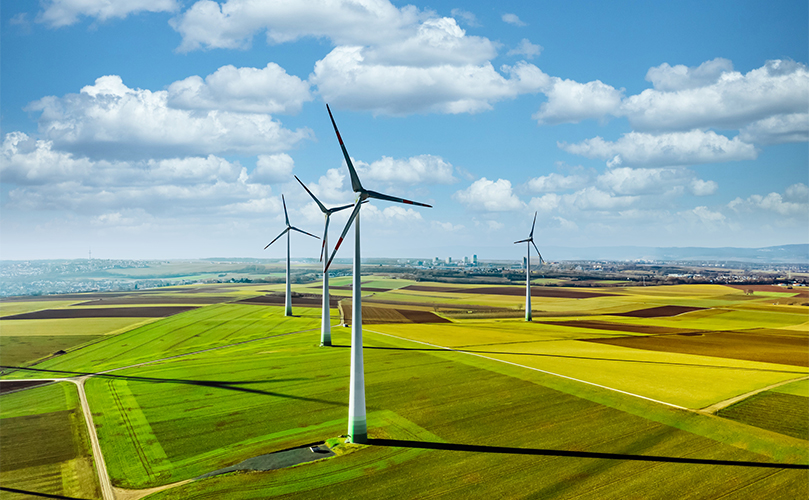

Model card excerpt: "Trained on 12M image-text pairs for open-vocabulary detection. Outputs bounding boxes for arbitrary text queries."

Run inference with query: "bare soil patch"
[238,293,339,308]
[585,331,809,367]
[0,306,198,320]
[329,286,390,292]
[539,320,696,335]
[69,296,234,306]
[0,380,53,394]
[613,305,705,318]
[339,303,450,325]
[401,285,613,299]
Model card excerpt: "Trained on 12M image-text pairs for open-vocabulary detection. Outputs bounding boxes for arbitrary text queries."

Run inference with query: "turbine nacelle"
[323,104,432,272]
[514,211,543,264]
[264,194,319,250]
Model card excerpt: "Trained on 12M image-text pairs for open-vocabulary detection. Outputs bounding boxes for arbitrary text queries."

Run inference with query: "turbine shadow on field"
[367,439,809,469]
[0,366,346,406]
[331,345,806,375]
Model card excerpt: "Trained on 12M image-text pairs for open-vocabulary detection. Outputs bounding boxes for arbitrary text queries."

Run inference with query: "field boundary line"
[699,374,809,414]
[366,328,688,411]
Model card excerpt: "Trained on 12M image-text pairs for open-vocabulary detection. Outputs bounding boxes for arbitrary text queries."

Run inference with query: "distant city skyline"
[1,0,807,261]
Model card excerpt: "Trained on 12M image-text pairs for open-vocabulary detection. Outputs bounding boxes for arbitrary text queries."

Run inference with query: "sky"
[1,0,807,261]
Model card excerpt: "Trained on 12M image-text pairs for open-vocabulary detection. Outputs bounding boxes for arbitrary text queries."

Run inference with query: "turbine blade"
[514,238,530,244]
[326,104,364,193]
[366,189,432,208]
[282,194,290,226]
[320,216,330,261]
[295,175,328,214]
[264,227,290,249]
[324,200,362,272]
[290,226,320,239]
[529,211,537,238]
[327,202,354,214]
[532,241,542,262]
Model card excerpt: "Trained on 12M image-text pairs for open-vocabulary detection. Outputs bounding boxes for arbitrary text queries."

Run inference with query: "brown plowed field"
[0,306,198,320]
[70,296,234,306]
[339,304,450,325]
[328,286,390,292]
[539,320,697,335]
[613,305,705,318]
[585,331,809,367]
[401,285,613,299]
[0,380,53,394]
[238,294,340,308]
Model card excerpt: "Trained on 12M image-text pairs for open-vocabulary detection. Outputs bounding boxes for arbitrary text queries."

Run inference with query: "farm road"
[2,325,321,500]
[7,376,114,500]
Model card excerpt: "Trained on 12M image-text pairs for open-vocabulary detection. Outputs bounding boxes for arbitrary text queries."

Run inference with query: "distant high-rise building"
[523,256,528,268]
[446,257,452,264]
[463,256,469,265]
[472,254,478,266]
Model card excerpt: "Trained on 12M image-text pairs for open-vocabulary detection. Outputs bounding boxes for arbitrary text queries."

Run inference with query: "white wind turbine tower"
[323,104,432,443]
[514,212,543,322]
[294,175,354,346]
[264,194,319,317]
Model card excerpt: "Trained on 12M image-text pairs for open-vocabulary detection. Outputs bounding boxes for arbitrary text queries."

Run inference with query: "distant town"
[1,254,806,298]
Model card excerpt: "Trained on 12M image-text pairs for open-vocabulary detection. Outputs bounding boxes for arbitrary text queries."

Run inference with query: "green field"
[0,382,101,499]
[1,281,807,498]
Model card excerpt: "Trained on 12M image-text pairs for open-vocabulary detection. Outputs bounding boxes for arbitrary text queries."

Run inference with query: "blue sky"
[1,0,807,261]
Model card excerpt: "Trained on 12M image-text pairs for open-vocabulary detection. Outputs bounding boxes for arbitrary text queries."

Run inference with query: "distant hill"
[540,244,809,264]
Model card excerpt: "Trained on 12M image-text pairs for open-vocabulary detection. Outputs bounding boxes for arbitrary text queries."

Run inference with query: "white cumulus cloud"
[728,184,809,217]
[38,0,178,27]
[527,172,589,193]
[167,63,312,114]
[533,78,623,124]
[560,130,757,167]
[621,59,809,132]
[312,48,548,115]
[739,113,809,145]
[453,177,525,211]
[251,154,295,184]
[27,75,312,160]
[170,0,422,52]
[645,58,734,91]
[355,155,457,185]
[502,13,526,26]
[507,39,542,59]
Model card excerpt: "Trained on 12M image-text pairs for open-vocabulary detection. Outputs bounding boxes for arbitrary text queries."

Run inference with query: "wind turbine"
[514,212,543,321]
[294,175,353,346]
[323,104,432,444]
[264,194,319,317]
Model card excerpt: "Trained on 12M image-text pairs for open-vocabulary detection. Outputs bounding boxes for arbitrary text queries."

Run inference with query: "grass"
[0,382,101,499]
[0,300,84,317]
[0,317,159,336]
[134,325,808,499]
[773,379,809,397]
[718,391,809,441]
[366,321,807,409]
[0,335,101,367]
[2,281,807,498]
[4,304,325,378]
